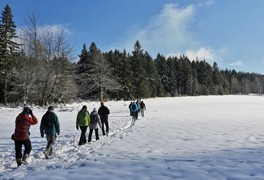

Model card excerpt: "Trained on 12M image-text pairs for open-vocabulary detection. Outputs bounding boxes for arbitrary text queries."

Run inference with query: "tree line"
[0,4,264,106]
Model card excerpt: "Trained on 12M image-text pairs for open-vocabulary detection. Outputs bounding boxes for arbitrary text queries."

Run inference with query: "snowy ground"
[1,95,264,179]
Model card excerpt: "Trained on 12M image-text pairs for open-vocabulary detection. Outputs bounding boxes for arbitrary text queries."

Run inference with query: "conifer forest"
[1,4,264,106]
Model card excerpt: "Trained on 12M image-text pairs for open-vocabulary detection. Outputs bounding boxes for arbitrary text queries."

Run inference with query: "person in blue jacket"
[129,100,140,120]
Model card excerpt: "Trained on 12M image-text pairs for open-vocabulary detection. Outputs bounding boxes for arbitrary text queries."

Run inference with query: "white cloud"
[114,2,219,64]
[185,48,215,61]
[15,24,71,44]
[38,24,71,35]
[198,0,215,7]
[228,61,242,66]
[119,3,199,57]
[261,56,264,64]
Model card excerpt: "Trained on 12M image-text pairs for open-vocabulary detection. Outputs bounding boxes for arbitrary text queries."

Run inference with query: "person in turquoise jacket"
[76,105,90,145]
[40,106,60,159]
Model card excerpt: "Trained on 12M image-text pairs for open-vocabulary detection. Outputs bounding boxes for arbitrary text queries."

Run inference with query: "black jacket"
[98,106,110,122]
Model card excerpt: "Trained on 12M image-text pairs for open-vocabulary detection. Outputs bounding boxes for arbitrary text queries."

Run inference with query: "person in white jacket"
[88,108,102,143]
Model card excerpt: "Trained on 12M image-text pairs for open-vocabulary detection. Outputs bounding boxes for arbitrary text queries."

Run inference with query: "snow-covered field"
[1,95,264,180]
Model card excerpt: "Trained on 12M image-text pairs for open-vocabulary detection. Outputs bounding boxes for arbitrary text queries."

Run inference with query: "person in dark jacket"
[88,108,102,142]
[40,106,60,159]
[140,100,146,117]
[98,101,110,136]
[13,107,38,166]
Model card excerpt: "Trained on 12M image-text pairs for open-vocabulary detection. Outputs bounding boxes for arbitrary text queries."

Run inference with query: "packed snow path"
[1,101,142,178]
[1,96,264,179]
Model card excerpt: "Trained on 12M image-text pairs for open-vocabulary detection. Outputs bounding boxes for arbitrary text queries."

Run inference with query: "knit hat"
[48,106,54,111]
[82,105,87,110]
[23,107,31,114]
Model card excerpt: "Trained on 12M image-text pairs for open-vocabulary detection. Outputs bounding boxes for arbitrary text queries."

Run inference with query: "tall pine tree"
[0,4,18,105]
[154,53,167,96]
[76,43,90,98]
[130,41,147,99]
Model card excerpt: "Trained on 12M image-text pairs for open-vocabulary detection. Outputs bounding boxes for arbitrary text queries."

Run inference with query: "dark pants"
[78,126,88,145]
[88,128,99,142]
[15,139,32,160]
[101,120,109,135]
[131,112,138,120]
[44,135,56,156]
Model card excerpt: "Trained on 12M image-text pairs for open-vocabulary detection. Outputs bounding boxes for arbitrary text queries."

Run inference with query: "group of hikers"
[11,105,60,166]
[76,101,110,146]
[129,99,146,121]
[11,99,146,167]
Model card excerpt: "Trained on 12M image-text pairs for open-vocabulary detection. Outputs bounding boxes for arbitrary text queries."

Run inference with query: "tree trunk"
[100,85,103,101]
[4,74,7,106]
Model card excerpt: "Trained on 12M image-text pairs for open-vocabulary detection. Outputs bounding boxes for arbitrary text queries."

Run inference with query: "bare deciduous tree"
[87,54,122,101]
[12,13,76,106]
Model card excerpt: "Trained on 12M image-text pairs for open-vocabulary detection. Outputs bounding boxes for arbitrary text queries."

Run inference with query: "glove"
[41,132,44,138]
[57,132,60,136]
[76,125,79,130]
[29,109,33,116]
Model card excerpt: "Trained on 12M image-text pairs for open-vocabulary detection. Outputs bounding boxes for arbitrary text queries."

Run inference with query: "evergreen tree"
[190,63,199,95]
[130,41,147,99]
[212,62,224,94]
[180,55,193,95]
[154,53,167,96]
[76,44,89,98]
[78,43,89,64]
[85,42,101,99]
[0,4,18,105]
[196,60,213,95]
[175,57,184,94]
[166,56,177,96]
[77,42,121,100]
[143,52,159,97]
[76,42,101,99]
[119,50,132,99]
[106,49,131,100]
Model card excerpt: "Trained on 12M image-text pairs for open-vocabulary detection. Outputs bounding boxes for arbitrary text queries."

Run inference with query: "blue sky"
[1,0,264,74]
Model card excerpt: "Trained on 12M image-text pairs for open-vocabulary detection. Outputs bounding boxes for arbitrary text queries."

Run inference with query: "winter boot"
[49,147,53,156]
[22,154,29,164]
[43,151,49,159]
[16,158,22,166]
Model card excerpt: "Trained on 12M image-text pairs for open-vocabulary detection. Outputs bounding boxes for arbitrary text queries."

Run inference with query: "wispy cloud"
[16,24,71,43]
[37,24,71,35]
[198,0,215,7]
[117,3,216,62]
[228,61,243,66]
[261,56,264,64]
[119,4,199,56]
[185,48,215,61]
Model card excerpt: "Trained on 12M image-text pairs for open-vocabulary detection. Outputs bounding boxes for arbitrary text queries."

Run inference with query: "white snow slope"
[1,95,264,180]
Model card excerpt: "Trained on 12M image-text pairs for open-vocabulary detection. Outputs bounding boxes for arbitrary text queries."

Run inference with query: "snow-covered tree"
[0,5,19,105]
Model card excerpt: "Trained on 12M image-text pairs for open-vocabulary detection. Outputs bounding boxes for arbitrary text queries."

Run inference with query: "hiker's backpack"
[43,112,54,127]
[131,102,137,112]
[90,114,97,124]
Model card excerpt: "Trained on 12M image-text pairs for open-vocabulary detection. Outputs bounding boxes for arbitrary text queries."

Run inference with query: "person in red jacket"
[12,107,38,166]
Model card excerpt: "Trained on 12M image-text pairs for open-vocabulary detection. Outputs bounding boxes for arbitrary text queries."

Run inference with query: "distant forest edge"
[0,5,263,106]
